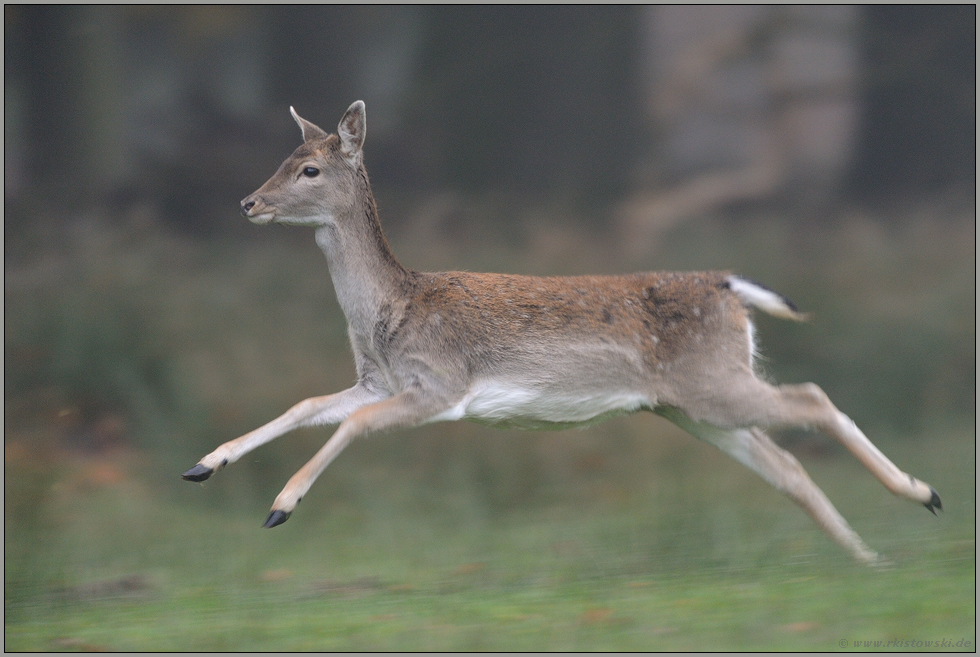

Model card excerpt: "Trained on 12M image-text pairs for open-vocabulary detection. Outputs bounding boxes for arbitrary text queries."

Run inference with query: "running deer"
[183,101,940,565]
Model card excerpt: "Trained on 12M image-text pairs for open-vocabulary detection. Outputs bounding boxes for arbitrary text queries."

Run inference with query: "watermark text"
[839,638,972,649]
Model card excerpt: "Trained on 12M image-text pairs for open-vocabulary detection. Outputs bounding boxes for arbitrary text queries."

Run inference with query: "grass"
[4,422,975,651]
[5,564,974,651]
[4,197,975,650]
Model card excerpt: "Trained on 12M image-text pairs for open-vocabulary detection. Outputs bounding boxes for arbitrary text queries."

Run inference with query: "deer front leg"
[263,387,452,527]
[181,384,386,482]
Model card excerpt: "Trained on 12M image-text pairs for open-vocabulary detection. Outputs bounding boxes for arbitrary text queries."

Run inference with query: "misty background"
[3,7,976,649]
[6,7,974,219]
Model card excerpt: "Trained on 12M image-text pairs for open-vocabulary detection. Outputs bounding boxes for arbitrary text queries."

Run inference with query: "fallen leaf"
[260,569,291,583]
[51,637,108,652]
[781,621,819,633]
[453,562,485,576]
[580,608,612,625]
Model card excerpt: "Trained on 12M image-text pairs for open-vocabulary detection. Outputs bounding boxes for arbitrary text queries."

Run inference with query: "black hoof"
[923,488,942,516]
[182,464,214,482]
[263,510,291,528]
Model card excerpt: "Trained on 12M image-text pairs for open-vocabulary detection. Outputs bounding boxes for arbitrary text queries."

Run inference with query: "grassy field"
[4,419,974,651]
[4,201,975,650]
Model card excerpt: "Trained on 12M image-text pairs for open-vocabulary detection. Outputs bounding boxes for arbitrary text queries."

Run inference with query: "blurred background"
[4,6,975,650]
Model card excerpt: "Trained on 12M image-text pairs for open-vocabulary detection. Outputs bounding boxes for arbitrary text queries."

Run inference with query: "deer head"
[240,101,367,227]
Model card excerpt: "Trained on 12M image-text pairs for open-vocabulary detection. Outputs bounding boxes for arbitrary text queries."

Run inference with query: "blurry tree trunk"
[10,6,126,204]
[849,5,976,200]
[72,6,127,196]
[406,6,646,207]
[623,7,859,249]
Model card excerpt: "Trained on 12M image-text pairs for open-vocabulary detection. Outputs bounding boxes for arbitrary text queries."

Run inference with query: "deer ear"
[290,106,328,142]
[338,100,366,157]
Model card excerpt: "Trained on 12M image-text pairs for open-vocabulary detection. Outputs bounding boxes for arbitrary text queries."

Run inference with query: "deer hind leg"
[763,383,940,512]
[263,387,453,528]
[658,408,880,565]
[674,377,940,512]
[182,384,386,482]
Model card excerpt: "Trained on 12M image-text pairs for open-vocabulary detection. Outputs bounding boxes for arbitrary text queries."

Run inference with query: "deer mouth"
[241,202,276,224]
[247,211,276,224]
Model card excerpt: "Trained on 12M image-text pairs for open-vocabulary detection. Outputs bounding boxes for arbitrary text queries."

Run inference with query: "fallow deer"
[183,101,940,565]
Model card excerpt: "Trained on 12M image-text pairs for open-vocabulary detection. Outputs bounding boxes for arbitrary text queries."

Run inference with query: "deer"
[182,100,940,566]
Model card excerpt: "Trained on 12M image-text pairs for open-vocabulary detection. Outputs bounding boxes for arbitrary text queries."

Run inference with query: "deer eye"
[301,166,320,178]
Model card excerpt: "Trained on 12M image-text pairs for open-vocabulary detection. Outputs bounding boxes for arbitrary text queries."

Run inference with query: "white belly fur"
[428,380,651,430]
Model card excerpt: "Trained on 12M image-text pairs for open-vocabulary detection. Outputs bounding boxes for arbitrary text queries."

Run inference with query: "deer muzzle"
[241,196,275,224]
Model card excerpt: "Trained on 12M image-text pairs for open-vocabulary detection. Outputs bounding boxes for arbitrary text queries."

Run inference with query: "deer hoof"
[923,488,942,516]
[263,510,291,528]
[182,464,214,482]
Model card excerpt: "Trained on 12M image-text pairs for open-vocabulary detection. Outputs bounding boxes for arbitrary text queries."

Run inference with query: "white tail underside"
[183,100,941,565]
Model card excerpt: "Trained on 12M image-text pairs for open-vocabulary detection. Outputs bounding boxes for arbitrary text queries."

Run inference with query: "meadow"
[4,197,975,650]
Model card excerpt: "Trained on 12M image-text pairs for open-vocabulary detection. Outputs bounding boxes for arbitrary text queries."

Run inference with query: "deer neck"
[313,171,409,337]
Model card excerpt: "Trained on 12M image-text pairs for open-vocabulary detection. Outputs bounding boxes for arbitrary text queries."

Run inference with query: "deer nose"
[241,199,256,216]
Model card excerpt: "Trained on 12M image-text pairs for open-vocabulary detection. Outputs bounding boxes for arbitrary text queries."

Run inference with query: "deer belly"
[428,381,650,430]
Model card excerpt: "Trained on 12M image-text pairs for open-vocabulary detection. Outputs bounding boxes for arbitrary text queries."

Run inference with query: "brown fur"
[186,101,940,565]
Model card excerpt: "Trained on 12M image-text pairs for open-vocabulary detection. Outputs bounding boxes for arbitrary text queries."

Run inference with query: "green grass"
[5,563,974,651]
[4,201,975,650]
[5,423,974,651]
